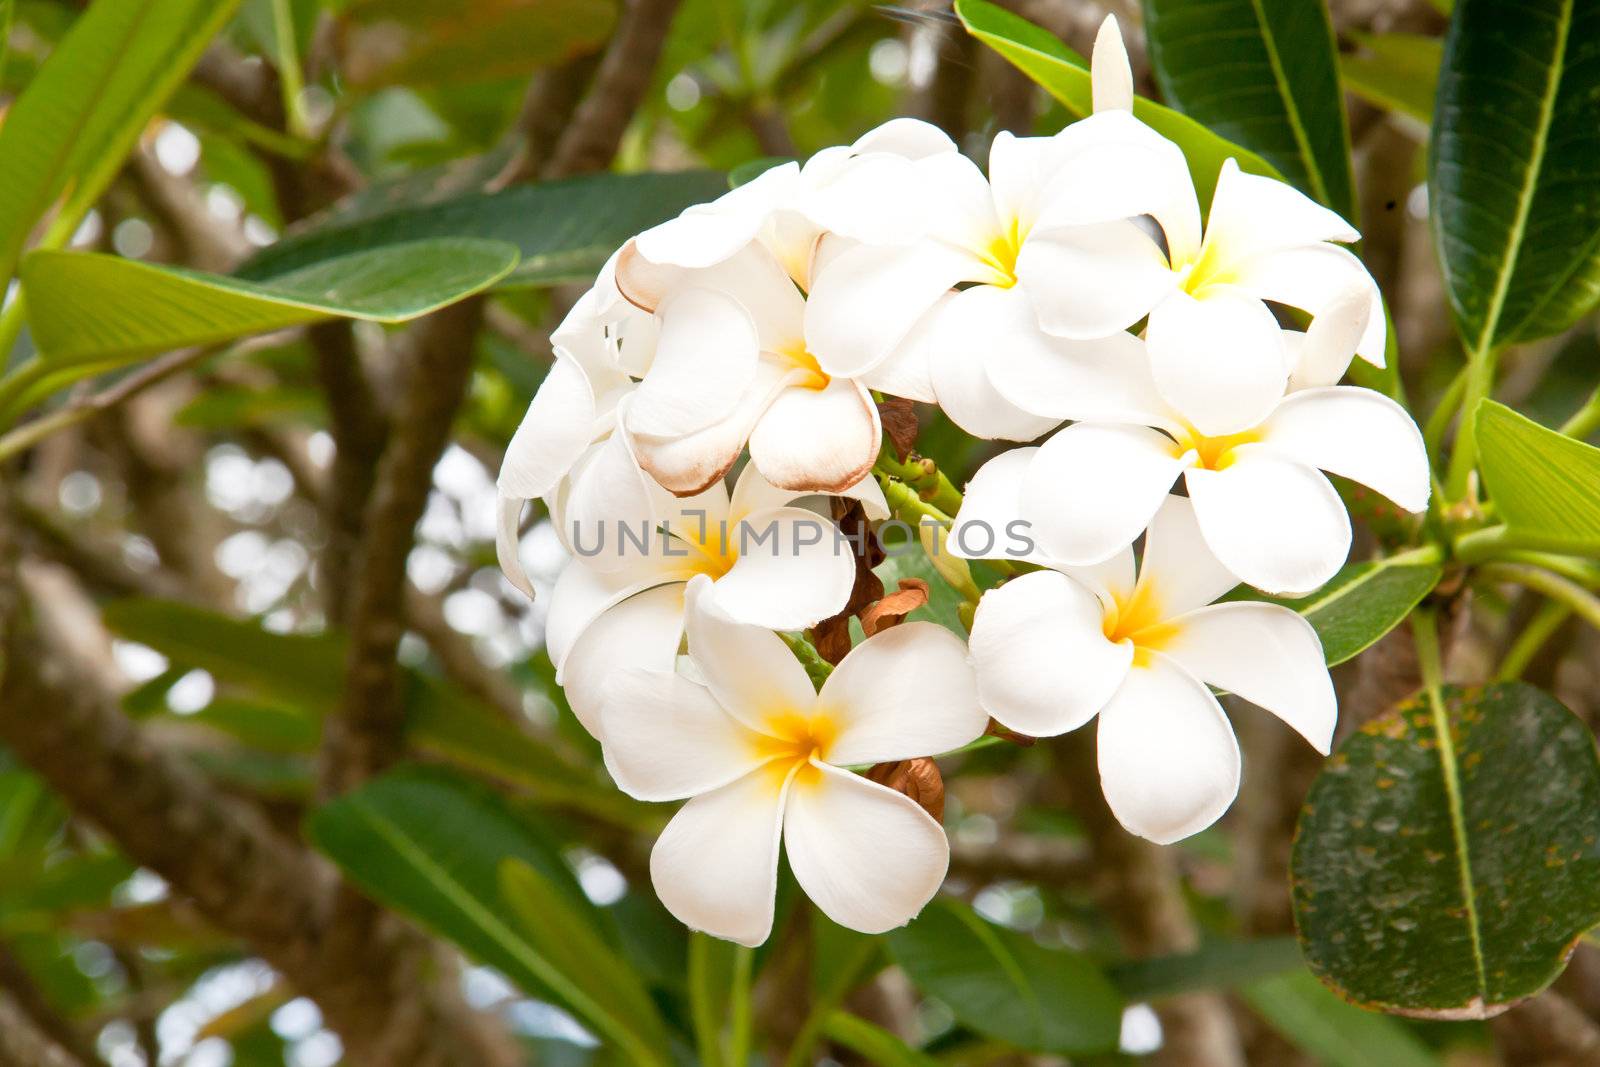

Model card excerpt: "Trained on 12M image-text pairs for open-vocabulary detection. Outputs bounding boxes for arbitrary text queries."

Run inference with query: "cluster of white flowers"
[497,17,1429,946]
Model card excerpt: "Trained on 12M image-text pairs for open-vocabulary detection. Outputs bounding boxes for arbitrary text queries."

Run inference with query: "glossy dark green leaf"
[0,0,243,283]
[1259,555,1443,665]
[499,859,674,1065]
[886,897,1123,1054]
[22,238,518,363]
[307,767,677,1059]
[1108,937,1302,1000]
[953,0,1282,210]
[239,170,728,287]
[1475,399,1600,554]
[1292,683,1600,1018]
[1142,0,1354,216]
[1242,970,1440,1067]
[1430,0,1600,348]
[1339,32,1443,125]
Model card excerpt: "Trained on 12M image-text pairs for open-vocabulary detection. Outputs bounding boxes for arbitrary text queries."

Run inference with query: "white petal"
[984,289,1169,423]
[749,378,881,492]
[1284,284,1373,390]
[861,319,937,403]
[783,763,949,934]
[556,424,670,572]
[1022,423,1187,565]
[1034,110,1203,264]
[913,152,1008,258]
[1097,653,1241,844]
[498,355,598,500]
[803,154,940,247]
[650,766,792,946]
[628,288,760,438]
[1159,603,1336,753]
[988,131,1060,234]
[600,669,767,800]
[496,494,535,599]
[561,583,686,736]
[726,460,888,524]
[683,574,820,729]
[1017,220,1175,339]
[1185,454,1351,595]
[948,446,1039,563]
[1259,387,1430,513]
[818,623,985,765]
[850,117,957,159]
[1203,159,1358,268]
[1091,15,1134,112]
[631,361,800,496]
[805,242,976,378]
[633,163,800,270]
[1232,244,1386,367]
[1145,286,1288,436]
[545,558,678,673]
[709,506,856,631]
[923,286,1063,441]
[969,570,1131,737]
[1134,493,1241,615]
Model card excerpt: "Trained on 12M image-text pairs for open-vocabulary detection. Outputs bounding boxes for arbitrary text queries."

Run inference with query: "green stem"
[1559,381,1600,441]
[726,944,754,1067]
[688,935,727,1067]
[1444,342,1500,501]
[874,445,963,516]
[780,631,833,687]
[271,0,310,139]
[1476,562,1600,632]
[781,936,879,1067]
[1451,523,1600,575]
[1422,364,1468,467]
[1495,600,1571,681]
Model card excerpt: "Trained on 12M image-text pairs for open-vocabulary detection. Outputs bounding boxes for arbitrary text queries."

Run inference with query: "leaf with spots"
[1292,682,1600,1018]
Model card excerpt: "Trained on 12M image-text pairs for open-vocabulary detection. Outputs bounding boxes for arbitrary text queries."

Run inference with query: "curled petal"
[1091,14,1134,112]
[819,623,986,766]
[948,446,1040,563]
[632,362,800,496]
[650,766,793,947]
[628,287,760,438]
[784,763,949,935]
[1160,603,1336,754]
[1286,284,1374,390]
[498,354,599,501]
[922,286,1063,441]
[709,506,857,631]
[1259,386,1430,513]
[1232,243,1386,367]
[749,379,881,493]
[1097,653,1241,844]
[561,583,686,737]
[1185,453,1351,596]
[969,570,1131,737]
[496,494,534,599]
[632,162,800,271]
[1202,158,1358,270]
[545,557,678,675]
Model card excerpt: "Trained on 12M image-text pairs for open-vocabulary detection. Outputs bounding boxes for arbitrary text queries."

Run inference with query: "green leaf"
[1242,970,1440,1067]
[1292,682,1600,1018]
[1339,33,1443,125]
[0,0,244,283]
[1430,0,1600,348]
[307,767,680,1063]
[1476,399,1600,554]
[1141,0,1354,217]
[886,897,1123,1054]
[499,859,673,1065]
[953,0,1283,209]
[1256,554,1443,666]
[238,170,729,288]
[1108,937,1302,1000]
[819,1013,939,1067]
[22,238,519,363]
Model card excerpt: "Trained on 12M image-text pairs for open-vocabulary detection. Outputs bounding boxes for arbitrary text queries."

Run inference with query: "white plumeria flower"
[949,291,1429,596]
[600,575,985,945]
[803,119,1148,441]
[496,253,654,596]
[609,121,961,497]
[1013,16,1386,437]
[966,496,1335,844]
[543,459,885,734]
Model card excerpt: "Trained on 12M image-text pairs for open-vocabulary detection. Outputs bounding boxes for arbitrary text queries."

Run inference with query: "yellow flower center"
[1175,232,1238,297]
[773,339,830,391]
[669,520,737,579]
[1168,423,1261,471]
[978,216,1028,288]
[753,708,840,790]
[1102,580,1182,667]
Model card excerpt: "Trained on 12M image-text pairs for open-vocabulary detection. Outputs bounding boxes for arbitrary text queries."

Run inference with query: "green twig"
[727,945,754,1067]
[271,0,310,139]
[1422,364,1468,466]
[1475,562,1600,632]
[1496,600,1571,681]
[688,935,727,1067]
[1559,381,1600,441]
[1444,343,1500,501]
[781,935,879,1067]
[874,445,963,516]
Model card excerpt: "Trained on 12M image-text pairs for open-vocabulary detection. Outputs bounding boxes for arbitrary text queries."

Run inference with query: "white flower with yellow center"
[950,291,1429,595]
[599,575,985,945]
[1012,17,1386,437]
[966,496,1335,844]
[543,458,884,735]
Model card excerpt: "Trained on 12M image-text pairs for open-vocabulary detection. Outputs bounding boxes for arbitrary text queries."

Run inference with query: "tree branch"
[0,991,88,1067]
